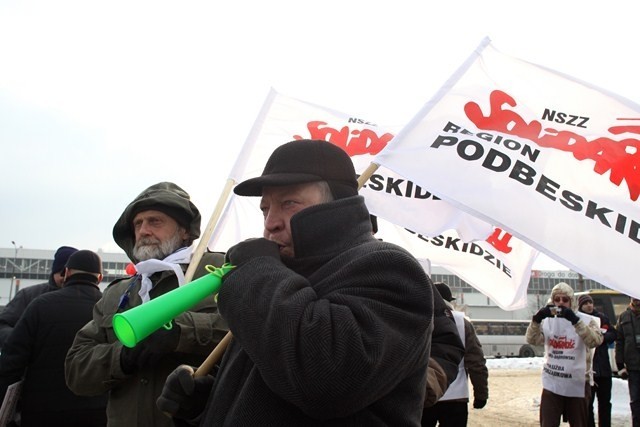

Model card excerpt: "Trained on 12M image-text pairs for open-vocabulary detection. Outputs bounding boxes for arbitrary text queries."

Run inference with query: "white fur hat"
[549,282,575,308]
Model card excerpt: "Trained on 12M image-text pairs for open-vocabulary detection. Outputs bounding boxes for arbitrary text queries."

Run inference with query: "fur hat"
[578,294,593,309]
[65,250,102,274]
[51,246,79,274]
[550,282,575,307]
[434,281,455,302]
[234,139,358,200]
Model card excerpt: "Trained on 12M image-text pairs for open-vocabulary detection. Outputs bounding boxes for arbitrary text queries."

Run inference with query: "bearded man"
[65,182,227,427]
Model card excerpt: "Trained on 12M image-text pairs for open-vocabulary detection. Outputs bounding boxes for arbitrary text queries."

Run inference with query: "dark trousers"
[421,400,469,427]
[540,383,590,427]
[629,370,640,427]
[588,376,612,427]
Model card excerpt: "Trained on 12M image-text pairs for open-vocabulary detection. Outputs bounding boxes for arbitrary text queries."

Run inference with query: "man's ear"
[180,227,190,243]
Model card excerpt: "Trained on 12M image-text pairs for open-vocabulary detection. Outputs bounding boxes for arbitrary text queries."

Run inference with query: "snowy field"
[487,357,630,424]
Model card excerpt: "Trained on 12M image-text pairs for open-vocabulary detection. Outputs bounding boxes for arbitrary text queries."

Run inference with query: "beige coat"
[526,315,603,383]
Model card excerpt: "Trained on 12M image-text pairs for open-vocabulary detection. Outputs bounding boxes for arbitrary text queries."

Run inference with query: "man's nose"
[264,210,283,233]
[138,221,153,236]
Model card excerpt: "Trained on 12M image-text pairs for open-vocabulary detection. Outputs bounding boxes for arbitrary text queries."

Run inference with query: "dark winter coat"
[201,196,433,426]
[0,278,58,349]
[423,292,465,406]
[0,274,107,423]
[615,307,640,371]
[65,182,227,427]
[587,309,616,378]
[65,252,226,427]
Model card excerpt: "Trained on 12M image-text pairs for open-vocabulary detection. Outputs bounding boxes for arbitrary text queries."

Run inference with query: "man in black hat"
[65,182,227,427]
[158,139,435,425]
[0,245,78,349]
[0,249,108,426]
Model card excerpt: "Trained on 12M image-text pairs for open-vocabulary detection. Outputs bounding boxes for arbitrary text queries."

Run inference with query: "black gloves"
[156,365,215,421]
[532,306,552,323]
[561,307,580,325]
[120,324,181,374]
[225,238,280,267]
[473,399,487,409]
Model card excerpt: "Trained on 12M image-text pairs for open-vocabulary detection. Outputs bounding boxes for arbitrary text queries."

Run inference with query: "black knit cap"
[65,250,103,275]
[578,294,593,308]
[434,281,456,302]
[234,139,359,200]
[51,246,79,274]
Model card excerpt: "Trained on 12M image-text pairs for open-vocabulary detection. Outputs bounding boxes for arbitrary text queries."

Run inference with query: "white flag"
[374,37,640,298]
[209,88,538,309]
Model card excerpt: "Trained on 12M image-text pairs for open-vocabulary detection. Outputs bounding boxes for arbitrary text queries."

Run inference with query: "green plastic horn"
[113,263,234,348]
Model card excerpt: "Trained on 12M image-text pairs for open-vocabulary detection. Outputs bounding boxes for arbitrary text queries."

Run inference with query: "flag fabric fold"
[208,87,538,309]
[374,37,640,299]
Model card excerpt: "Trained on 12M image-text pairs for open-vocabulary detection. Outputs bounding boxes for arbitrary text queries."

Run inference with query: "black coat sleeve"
[0,288,35,349]
[429,286,465,387]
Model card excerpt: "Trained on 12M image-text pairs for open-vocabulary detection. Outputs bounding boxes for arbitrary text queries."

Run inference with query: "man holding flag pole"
[65,182,227,426]
[158,139,449,425]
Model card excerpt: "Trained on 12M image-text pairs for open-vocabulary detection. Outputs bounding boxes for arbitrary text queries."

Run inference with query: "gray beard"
[133,232,184,261]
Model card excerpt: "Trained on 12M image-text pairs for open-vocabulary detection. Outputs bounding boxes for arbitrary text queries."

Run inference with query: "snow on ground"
[487,357,630,420]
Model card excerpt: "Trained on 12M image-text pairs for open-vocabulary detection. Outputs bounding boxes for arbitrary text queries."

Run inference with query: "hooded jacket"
[112,182,201,262]
[199,196,433,426]
[65,183,227,427]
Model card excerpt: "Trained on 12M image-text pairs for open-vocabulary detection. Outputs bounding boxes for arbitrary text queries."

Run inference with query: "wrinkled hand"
[120,324,181,374]
[473,399,487,409]
[561,307,580,325]
[618,368,629,380]
[157,365,214,420]
[532,306,552,323]
[225,238,280,266]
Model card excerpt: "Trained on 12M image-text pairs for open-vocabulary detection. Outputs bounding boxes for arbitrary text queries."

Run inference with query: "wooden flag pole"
[180,178,235,377]
[184,178,236,283]
[357,162,380,189]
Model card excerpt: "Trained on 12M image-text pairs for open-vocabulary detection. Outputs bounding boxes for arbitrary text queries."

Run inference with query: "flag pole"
[187,179,235,378]
[357,162,380,189]
[184,178,236,282]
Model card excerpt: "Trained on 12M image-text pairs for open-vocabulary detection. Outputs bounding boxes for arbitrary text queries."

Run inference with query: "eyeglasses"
[553,296,570,303]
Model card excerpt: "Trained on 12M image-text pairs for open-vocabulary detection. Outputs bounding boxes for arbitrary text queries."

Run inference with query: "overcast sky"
[1,1,638,271]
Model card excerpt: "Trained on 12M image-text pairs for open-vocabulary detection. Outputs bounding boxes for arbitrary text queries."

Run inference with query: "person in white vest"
[526,282,603,427]
[421,281,489,427]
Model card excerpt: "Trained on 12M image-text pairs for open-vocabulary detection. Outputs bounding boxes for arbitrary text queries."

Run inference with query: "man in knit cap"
[0,249,107,426]
[0,246,78,349]
[526,282,603,426]
[578,293,617,427]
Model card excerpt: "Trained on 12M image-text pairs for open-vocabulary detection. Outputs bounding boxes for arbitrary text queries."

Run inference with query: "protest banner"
[373,37,640,298]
